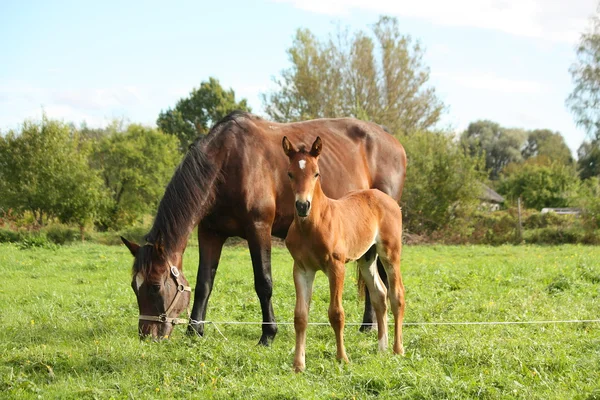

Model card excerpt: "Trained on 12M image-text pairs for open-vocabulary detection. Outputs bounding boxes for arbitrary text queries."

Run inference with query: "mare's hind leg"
[247,222,278,345]
[328,261,349,364]
[293,263,316,373]
[188,227,227,337]
[377,240,405,355]
[360,259,389,332]
[357,246,389,351]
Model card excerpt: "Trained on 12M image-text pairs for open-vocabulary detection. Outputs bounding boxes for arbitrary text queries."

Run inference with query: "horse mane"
[134,111,252,275]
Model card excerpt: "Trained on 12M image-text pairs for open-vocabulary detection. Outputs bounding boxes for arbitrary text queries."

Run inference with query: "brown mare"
[121,111,406,343]
[283,137,405,372]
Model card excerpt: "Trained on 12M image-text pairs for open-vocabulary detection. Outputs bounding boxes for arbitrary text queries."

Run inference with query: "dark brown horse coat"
[128,111,406,343]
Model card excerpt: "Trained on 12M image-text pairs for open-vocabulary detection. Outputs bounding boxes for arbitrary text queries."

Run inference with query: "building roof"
[480,184,505,203]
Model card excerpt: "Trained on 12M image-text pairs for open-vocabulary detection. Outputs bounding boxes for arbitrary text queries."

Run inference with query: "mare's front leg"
[247,221,278,345]
[293,263,316,372]
[188,227,227,337]
[328,262,349,364]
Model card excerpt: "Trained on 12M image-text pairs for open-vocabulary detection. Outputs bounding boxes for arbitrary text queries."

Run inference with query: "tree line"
[1,15,600,241]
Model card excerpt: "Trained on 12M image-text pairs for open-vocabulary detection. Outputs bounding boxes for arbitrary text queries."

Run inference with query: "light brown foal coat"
[283,136,405,372]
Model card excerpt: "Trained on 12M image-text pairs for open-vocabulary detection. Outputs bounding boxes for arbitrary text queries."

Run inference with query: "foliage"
[1,244,599,398]
[460,120,526,180]
[262,16,445,135]
[497,159,579,210]
[521,129,573,165]
[567,7,600,140]
[157,77,251,151]
[401,131,486,234]
[574,176,600,228]
[577,138,600,180]
[0,116,104,229]
[90,124,180,230]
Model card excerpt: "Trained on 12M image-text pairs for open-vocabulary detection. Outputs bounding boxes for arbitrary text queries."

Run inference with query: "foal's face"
[282,136,322,218]
[121,237,191,339]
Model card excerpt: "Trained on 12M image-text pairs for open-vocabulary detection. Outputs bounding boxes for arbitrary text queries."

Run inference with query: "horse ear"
[282,136,296,158]
[310,136,322,157]
[121,236,140,256]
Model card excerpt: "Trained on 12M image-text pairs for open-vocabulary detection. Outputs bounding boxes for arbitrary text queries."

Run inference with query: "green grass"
[1,243,599,399]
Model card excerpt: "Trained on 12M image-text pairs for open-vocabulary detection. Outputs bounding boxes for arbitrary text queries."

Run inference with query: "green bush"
[15,232,58,250]
[524,212,576,229]
[0,228,21,243]
[401,131,487,234]
[523,227,584,245]
[43,224,81,244]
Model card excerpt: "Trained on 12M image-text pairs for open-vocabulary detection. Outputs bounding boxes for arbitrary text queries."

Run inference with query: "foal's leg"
[357,248,389,351]
[293,264,316,373]
[379,242,405,355]
[188,227,227,337]
[328,262,349,363]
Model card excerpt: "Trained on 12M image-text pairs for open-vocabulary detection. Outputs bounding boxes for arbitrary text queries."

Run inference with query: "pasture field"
[0,243,599,399]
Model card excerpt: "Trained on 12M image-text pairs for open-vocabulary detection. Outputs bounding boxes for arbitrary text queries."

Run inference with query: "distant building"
[479,184,505,211]
[541,208,581,215]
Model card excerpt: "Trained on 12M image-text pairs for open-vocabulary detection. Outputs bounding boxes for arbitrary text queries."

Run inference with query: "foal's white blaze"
[298,159,306,170]
[135,273,144,290]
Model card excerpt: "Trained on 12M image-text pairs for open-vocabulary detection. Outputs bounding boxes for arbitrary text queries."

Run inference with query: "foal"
[283,136,405,372]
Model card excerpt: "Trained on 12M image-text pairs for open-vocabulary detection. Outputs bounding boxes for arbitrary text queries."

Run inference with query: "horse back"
[202,113,406,238]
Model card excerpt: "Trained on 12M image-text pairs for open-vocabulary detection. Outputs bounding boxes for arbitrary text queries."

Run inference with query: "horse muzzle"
[295,200,311,217]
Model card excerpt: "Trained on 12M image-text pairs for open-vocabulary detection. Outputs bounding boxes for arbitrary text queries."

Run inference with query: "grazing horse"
[282,136,405,372]
[121,111,406,343]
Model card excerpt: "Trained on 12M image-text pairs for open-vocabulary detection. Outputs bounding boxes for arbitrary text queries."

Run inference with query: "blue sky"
[0,0,597,155]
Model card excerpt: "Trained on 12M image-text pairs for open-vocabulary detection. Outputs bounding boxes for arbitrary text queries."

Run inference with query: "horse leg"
[188,228,227,337]
[360,259,390,332]
[379,243,405,355]
[328,262,349,363]
[293,263,316,373]
[357,247,388,351]
[247,222,278,345]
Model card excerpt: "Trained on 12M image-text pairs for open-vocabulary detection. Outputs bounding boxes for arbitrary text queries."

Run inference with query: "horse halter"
[138,265,192,325]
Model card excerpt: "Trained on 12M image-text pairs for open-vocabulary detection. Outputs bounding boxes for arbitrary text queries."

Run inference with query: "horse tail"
[357,265,366,299]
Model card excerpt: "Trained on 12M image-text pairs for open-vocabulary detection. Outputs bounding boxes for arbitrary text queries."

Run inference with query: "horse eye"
[150,284,161,294]
[288,172,293,179]
[314,172,320,178]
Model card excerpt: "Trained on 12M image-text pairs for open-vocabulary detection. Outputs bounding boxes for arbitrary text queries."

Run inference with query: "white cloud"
[274,0,596,43]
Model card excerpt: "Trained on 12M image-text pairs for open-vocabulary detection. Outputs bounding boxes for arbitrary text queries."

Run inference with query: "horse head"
[121,236,191,339]
[282,136,322,218]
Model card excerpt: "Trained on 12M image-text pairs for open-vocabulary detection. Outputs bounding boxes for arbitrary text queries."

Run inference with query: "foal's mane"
[133,111,251,276]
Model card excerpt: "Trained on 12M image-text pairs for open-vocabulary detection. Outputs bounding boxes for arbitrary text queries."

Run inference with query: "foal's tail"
[357,266,366,299]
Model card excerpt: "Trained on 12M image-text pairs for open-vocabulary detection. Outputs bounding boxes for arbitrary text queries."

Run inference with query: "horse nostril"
[295,201,310,216]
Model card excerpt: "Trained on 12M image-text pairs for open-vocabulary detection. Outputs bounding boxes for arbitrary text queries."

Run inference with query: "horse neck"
[294,179,331,232]
[147,144,221,259]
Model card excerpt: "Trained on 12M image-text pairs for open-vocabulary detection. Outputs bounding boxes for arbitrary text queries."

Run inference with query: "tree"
[157,77,251,151]
[522,129,573,165]
[460,120,526,180]
[0,116,104,230]
[401,131,486,234]
[90,124,180,230]
[567,6,600,140]
[262,16,445,135]
[577,139,600,180]
[497,159,579,210]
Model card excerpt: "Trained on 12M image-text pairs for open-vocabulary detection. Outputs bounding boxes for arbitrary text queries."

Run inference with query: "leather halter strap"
[138,265,191,325]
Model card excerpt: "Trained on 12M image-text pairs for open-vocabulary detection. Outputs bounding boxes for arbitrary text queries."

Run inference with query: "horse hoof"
[186,325,204,337]
[257,335,275,346]
[359,323,377,333]
[293,364,305,373]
